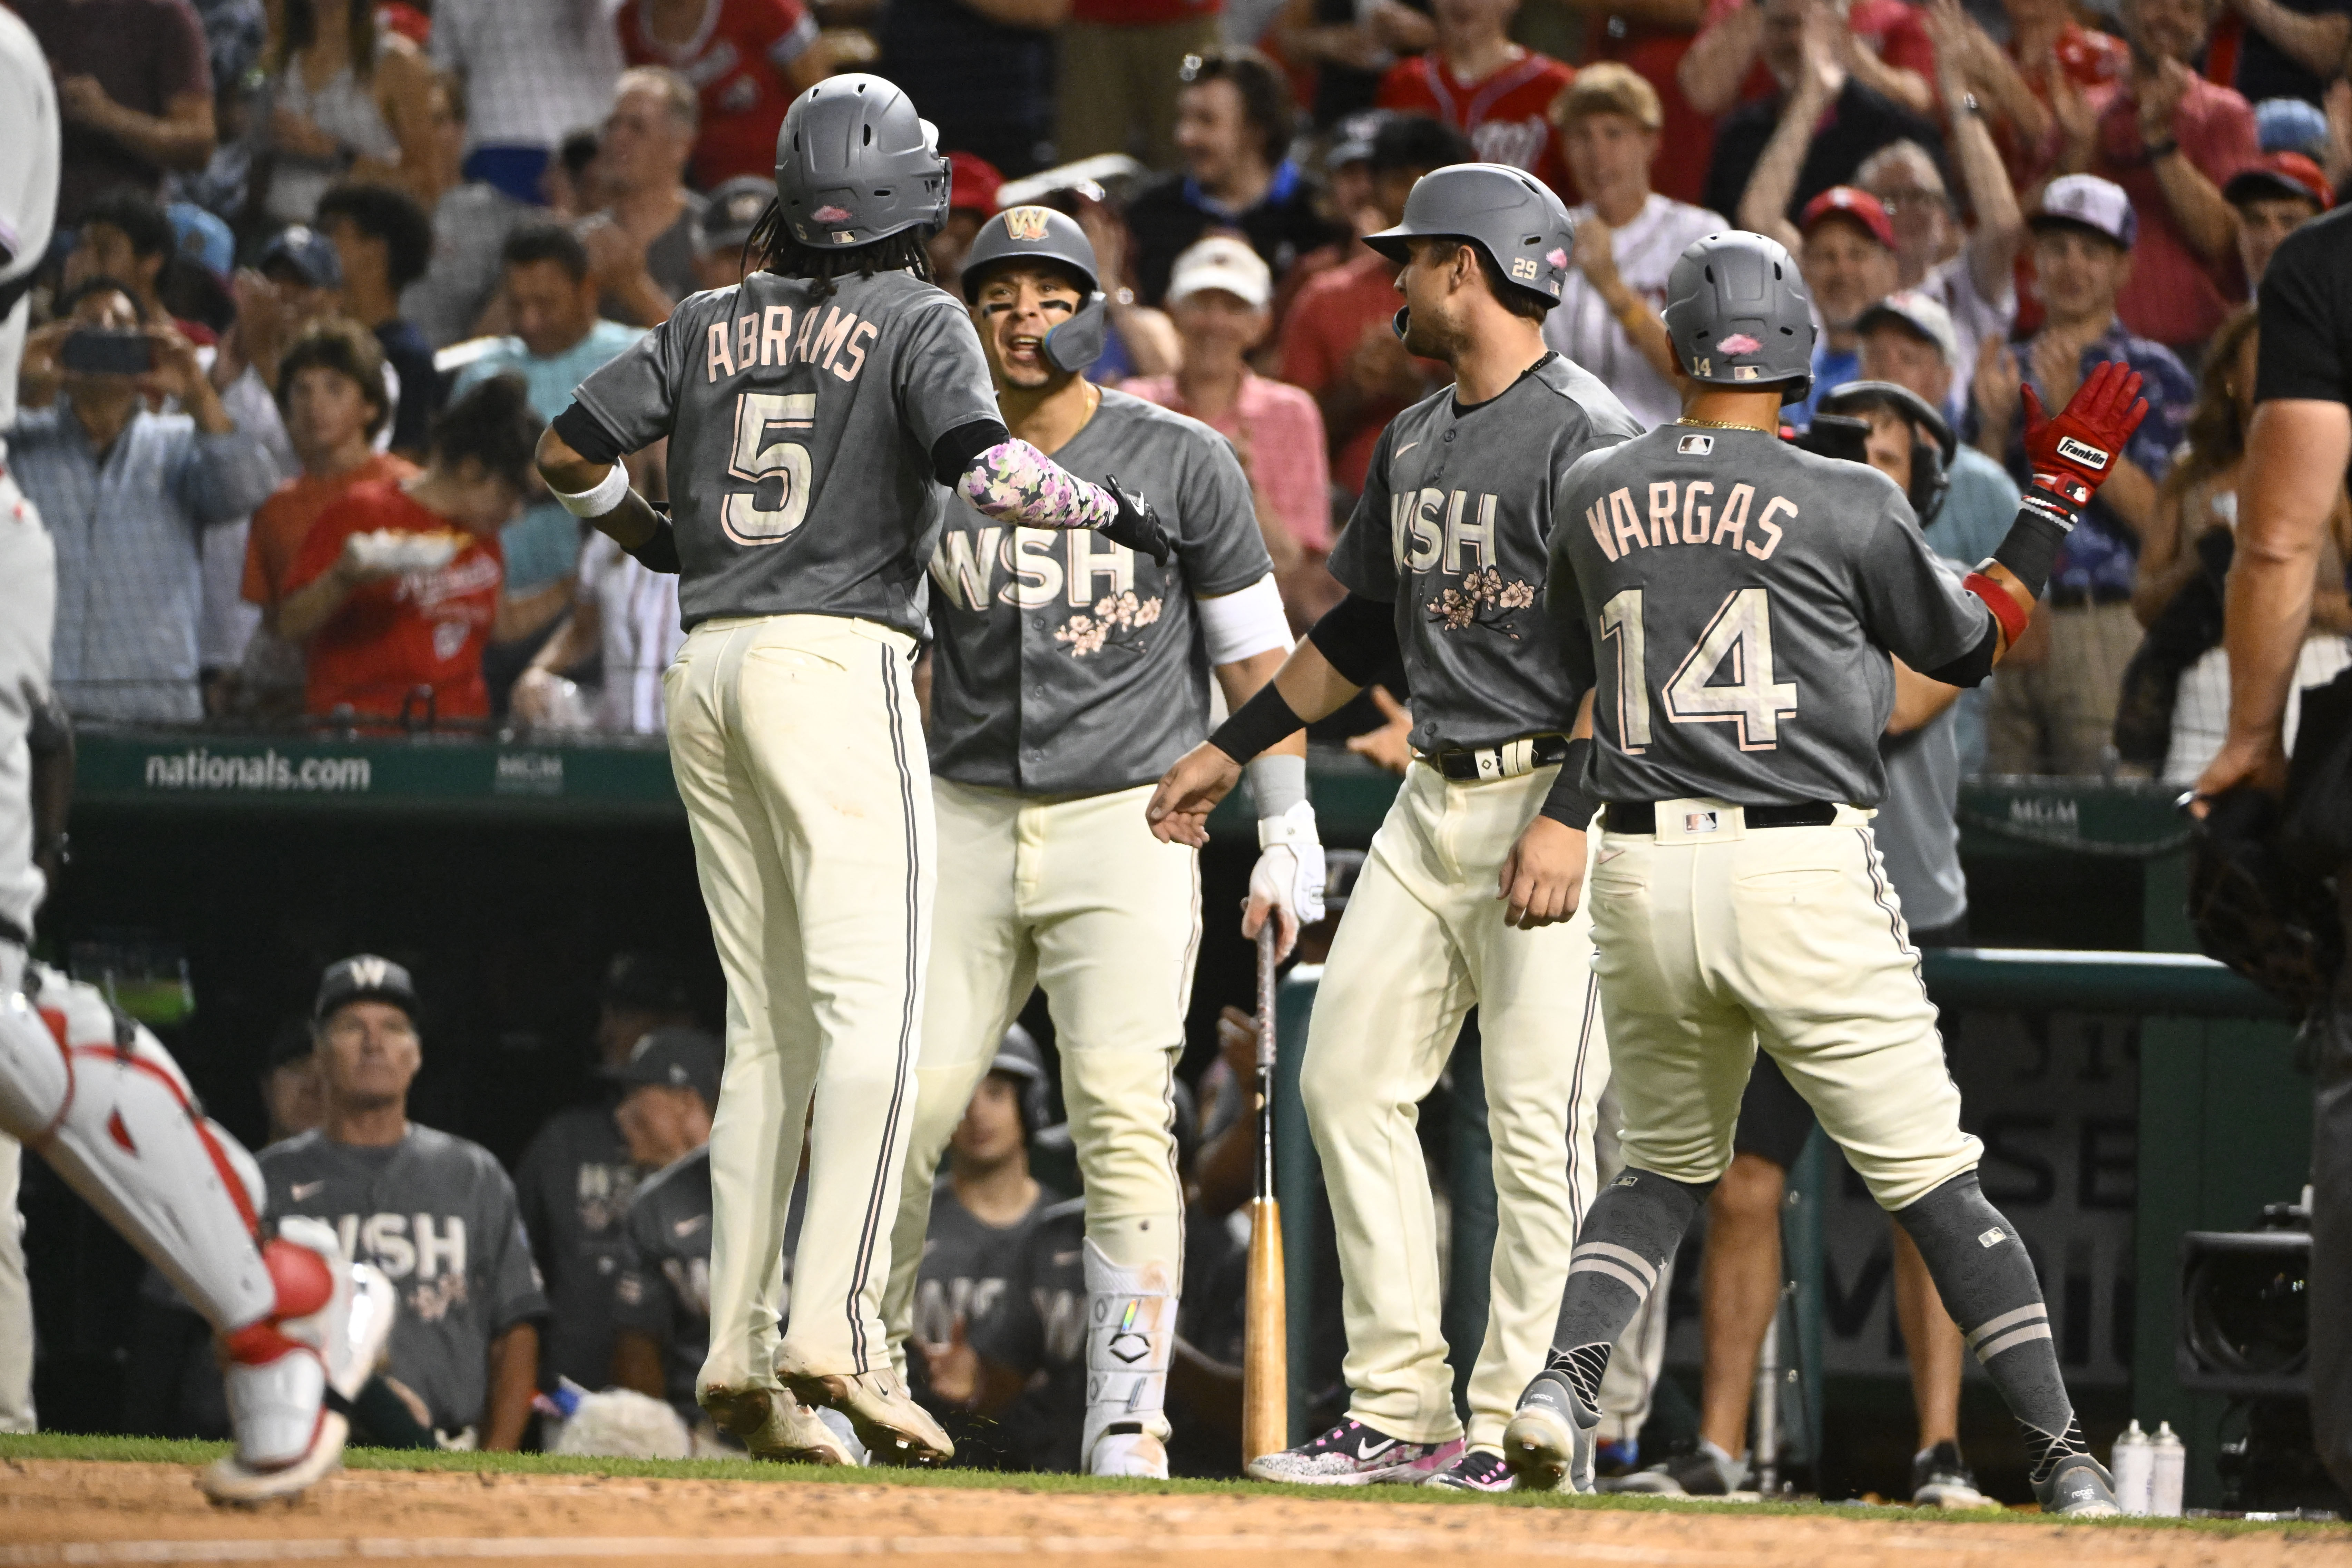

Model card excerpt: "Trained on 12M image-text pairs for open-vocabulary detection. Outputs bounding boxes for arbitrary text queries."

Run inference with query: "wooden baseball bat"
[1243,921,1287,1463]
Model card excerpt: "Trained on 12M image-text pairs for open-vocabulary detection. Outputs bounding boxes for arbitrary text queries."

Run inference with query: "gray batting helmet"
[1662,231,1818,405]
[773,74,949,250]
[1363,161,1575,313]
[959,204,1106,373]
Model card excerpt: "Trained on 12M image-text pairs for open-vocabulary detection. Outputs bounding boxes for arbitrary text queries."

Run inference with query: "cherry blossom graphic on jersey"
[1055,591,1164,656]
[1428,569,1536,636]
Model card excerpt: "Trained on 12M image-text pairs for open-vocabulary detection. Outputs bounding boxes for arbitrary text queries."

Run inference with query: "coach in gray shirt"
[261,957,547,1448]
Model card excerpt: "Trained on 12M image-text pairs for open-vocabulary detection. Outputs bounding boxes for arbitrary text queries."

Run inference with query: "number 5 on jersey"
[1600,587,1798,753]
[724,391,817,544]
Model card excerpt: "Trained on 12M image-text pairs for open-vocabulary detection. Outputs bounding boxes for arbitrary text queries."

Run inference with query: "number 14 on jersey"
[1599,587,1798,753]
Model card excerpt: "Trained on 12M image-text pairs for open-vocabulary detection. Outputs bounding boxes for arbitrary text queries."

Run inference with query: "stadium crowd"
[4,0,2352,1489]
[6,0,2349,776]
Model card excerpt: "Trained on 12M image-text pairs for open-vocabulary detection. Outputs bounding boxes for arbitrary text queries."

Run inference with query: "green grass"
[3,1431,2345,1537]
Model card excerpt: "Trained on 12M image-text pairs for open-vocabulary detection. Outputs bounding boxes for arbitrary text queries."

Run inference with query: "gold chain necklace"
[1676,415,1774,432]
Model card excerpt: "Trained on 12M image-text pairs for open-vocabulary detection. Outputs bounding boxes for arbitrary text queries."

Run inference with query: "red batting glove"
[2021,360,2150,514]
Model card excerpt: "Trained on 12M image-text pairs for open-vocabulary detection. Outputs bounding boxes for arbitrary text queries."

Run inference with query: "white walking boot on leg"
[1081,1239,1175,1479]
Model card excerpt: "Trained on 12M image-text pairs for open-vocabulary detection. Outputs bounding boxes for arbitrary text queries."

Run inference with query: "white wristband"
[1257,798,1320,850]
[553,463,630,518]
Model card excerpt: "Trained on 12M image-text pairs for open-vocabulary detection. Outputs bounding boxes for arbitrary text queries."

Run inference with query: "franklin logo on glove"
[2054,436,2110,471]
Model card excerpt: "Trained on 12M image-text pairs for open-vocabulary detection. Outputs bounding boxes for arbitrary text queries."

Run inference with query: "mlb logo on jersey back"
[1677,433,1714,456]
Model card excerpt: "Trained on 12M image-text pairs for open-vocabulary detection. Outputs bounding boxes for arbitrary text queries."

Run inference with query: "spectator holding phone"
[13,276,278,722]
[275,373,539,723]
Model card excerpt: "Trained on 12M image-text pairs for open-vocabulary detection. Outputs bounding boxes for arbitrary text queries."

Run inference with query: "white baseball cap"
[2031,174,2137,249]
[1166,235,1272,310]
[1856,288,1961,368]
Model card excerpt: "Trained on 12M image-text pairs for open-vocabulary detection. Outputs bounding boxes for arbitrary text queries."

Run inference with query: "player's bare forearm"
[1887,656,1963,733]
[2200,400,2346,797]
[1149,638,1350,844]
[482,1321,540,1450]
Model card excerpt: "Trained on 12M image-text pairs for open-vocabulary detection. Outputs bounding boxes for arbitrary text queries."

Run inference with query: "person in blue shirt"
[450,223,645,692]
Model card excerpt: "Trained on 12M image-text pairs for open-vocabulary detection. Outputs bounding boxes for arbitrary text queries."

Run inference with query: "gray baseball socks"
[1529,1168,1711,1421]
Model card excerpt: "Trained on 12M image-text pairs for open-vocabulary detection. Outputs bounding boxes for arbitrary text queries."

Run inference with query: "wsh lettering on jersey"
[703,304,879,383]
[333,1212,471,1322]
[1390,488,1538,637]
[930,525,1164,656]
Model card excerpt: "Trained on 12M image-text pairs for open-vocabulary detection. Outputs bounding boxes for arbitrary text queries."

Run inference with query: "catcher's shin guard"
[0,968,276,1330]
[1081,1238,1175,1476]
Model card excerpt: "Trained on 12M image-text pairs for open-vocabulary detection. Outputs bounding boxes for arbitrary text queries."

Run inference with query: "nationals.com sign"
[142,746,373,793]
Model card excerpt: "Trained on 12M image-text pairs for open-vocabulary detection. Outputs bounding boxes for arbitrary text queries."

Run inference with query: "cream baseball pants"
[665,614,933,1389]
[1303,761,1609,1451]
[1589,801,1982,1210]
[882,778,1199,1368]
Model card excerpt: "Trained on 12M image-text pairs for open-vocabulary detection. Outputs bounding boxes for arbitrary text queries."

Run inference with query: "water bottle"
[2109,1419,2152,1514]
[2150,1421,2186,1517]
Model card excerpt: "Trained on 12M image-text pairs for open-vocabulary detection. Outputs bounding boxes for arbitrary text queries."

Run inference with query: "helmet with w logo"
[959,204,1107,373]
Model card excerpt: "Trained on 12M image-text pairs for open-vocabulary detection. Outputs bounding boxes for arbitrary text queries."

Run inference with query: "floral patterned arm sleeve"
[958,438,1120,531]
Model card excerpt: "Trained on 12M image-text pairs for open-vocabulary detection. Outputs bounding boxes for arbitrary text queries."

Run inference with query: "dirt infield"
[4,1459,2351,1568]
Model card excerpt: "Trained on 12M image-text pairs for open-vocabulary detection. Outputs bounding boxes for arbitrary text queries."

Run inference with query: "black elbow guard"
[1989,503,2071,602]
[1537,736,1599,830]
[932,418,1011,487]
[1924,617,2001,689]
[1306,594,1400,687]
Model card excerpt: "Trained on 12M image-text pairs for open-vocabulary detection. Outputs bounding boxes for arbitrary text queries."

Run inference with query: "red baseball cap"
[2224,151,2334,212]
[1800,186,1897,249]
[949,152,1005,217]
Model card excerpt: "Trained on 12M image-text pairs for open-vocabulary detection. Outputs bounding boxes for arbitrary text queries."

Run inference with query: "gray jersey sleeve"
[480,1166,549,1336]
[891,291,1002,454]
[1854,510,1992,675]
[1175,430,1272,599]
[567,314,688,455]
[1327,423,1399,604]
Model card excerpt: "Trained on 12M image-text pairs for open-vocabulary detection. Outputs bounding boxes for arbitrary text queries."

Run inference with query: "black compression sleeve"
[1305,593,1401,687]
[1208,682,1307,764]
[552,402,627,466]
[1923,616,2000,689]
[626,519,681,574]
[1537,737,1598,830]
[1990,499,2073,599]
[932,418,1012,487]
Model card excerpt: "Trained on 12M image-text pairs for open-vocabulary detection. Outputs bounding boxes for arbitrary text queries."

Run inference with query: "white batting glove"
[1246,801,1326,960]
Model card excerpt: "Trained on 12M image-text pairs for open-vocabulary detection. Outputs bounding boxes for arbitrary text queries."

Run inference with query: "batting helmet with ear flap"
[959,204,1107,373]
[773,74,949,249]
[1663,231,1818,405]
[1364,161,1575,337]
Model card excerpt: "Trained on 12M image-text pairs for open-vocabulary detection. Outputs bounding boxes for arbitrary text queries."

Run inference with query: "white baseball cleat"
[200,1217,395,1506]
[2034,1453,2122,1517]
[772,1347,953,1465]
[1501,1371,1598,1496]
[1089,1429,1170,1479]
[700,1384,863,1465]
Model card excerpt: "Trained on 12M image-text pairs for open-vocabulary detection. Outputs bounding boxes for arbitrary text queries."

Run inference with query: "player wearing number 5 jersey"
[536,73,1170,1469]
[1151,164,1637,1492]
[1497,230,2149,1517]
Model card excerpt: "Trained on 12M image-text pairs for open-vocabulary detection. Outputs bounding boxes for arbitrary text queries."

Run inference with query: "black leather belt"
[1605,800,1839,833]
[1427,732,1572,782]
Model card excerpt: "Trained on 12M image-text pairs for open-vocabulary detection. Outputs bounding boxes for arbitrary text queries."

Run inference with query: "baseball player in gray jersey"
[878,204,1316,1479]
[0,20,394,1503]
[1495,230,2149,1517]
[1151,164,1635,1492]
[535,74,1172,1467]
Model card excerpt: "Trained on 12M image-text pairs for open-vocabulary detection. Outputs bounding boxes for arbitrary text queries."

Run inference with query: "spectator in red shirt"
[1947,0,2128,193]
[1376,0,1578,197]
[928,152,1006,300]
[1058,0,1225,170]
[243,320,416,627]
[616,0,827,188]
[2081,0,2260,352]
[277,373,542,723]
[1126,237,1339,625]
[13,0,217,224]
[1277,113,1468,502]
